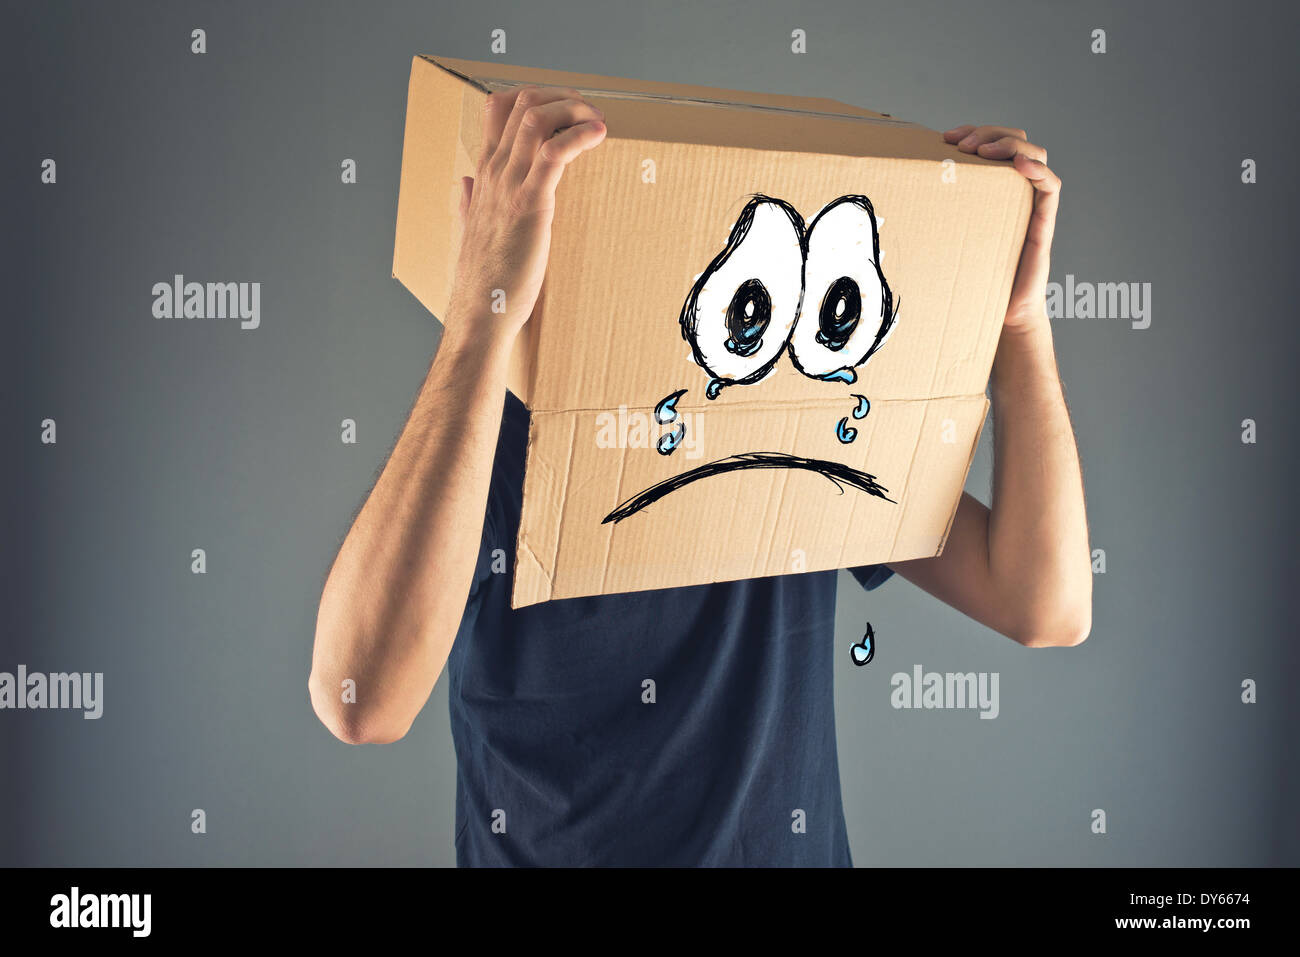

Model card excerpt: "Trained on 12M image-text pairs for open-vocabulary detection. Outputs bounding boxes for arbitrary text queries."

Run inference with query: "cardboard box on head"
[393,54,1034,609]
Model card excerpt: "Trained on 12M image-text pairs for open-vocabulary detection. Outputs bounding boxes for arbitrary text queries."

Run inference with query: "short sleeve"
[847,563,893,592]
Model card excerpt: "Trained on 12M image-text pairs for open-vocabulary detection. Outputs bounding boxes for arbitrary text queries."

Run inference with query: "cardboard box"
[393,55,1033,608]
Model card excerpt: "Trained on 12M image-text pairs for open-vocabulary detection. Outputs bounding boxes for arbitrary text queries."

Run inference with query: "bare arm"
[888,125,1092,648]
[308,86,606,743]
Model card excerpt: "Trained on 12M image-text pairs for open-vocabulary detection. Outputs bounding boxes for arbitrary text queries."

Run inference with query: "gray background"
[5,0,1296,866]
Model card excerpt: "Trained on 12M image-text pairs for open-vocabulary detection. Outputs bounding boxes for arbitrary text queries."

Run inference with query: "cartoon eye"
[788,195,897,381]
[679,196,806,386]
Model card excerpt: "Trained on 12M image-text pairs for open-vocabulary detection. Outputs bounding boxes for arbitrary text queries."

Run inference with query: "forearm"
[309,313,513,742]
[987,321,1092,645]
[305,84,605,743]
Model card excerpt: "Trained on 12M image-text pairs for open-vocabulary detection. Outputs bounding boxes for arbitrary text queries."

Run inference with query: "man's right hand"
[448,85,606,339]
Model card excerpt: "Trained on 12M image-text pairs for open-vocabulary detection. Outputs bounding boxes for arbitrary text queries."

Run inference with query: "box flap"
[513,395,991,606]
[421,54,1012,162]
[422,54,901,122]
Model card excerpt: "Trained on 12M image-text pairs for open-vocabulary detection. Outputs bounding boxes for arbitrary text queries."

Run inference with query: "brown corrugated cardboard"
[393,55,1033,608]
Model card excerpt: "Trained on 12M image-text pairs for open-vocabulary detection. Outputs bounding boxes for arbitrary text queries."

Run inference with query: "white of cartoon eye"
[788,195,896,380]
[678,196,806,385]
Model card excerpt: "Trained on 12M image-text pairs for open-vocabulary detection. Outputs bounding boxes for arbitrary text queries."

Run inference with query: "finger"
[480,88,522,165]
[1014,152,1061,194]
[1015,154,1061,244]
[943,124,976,143]
[495,86,586,169]
[977,135,1047,164]
[956,125,1028,152]
[458,176,474,223]
[518,119,607,209]
[1009,156,1062,302]
[508,98,605,180]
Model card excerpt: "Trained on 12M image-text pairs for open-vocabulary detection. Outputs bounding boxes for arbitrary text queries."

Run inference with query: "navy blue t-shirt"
[446,392,892,866]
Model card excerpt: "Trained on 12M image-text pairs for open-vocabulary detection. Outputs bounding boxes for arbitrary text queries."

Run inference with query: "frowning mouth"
[600,451,894,525]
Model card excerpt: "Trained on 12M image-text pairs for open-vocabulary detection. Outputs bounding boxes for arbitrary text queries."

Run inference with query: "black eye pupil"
[725,278,771,357]
[816,276,862,351]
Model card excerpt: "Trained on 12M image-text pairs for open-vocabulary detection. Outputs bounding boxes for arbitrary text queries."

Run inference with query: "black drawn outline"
[787,194,900,381]
[678,195,807,389]
[678,193,899,387]
[601,452,894,524]
[653,388,689,424]
[657,420,686,455]
[850,623,876,666]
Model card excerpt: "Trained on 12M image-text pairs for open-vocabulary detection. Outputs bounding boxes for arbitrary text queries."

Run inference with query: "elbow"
[1011,600,1092,649]
[309,592,419,744]
[308,669,412,745]
[1017,619,1090,648]
[1008,560,1093,648]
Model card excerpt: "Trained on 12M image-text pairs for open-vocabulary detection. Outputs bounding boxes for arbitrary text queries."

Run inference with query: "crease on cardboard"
[762,476,779,580]
[747,410,794,577]
[833,486,855,569]
[728,450,750,575]
[883,406,929,560]
[935,397,991,556]
[836,409,877,566]
[762,427,795,573]
[597,442,629,593]
[525,394,989,418]
[520,282,546,402]
[514,538,553,604]
[542,415,581,599]
[512,414,557,607]
[927,216,971,397]
[422,56,486,92]
[775,414,801,575]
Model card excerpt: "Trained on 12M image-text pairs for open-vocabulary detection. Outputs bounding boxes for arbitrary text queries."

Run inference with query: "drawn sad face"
[601,193,900,525]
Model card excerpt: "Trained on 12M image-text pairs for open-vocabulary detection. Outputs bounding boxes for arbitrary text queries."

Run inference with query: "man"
[308,86,1092,866]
